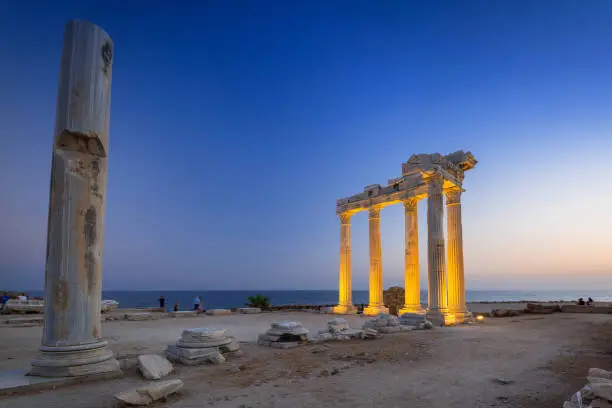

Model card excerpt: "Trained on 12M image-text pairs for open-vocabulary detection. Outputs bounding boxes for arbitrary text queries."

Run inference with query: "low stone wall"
[560,305,612,314]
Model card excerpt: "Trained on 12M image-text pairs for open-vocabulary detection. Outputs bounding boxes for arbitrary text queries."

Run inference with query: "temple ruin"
[333,151,477,325]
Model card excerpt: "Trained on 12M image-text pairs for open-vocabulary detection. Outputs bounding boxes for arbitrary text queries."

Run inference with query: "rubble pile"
[563,368,612,408]
[363,313,417,333]
[310,318,377,343]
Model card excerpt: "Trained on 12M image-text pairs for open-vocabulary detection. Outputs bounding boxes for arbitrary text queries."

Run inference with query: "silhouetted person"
[587,297,594,306]
[158,296,165,309]
[577,297,585,306]
[173,301,179,312]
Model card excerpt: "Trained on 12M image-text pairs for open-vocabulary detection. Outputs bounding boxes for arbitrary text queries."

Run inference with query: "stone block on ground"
[168,311,199,318]
[205,309,233,316]
[238,307,261,314]
[114,379,183,406]
[590,368,612,380]
[399,313,426,326]
[125,313,160,321]
[137,354,173,380]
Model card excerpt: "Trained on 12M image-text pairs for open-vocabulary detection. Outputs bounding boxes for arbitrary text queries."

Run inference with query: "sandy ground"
[1,312,611,408]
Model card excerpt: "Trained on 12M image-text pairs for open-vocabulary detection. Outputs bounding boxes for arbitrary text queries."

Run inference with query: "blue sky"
[1,0,612,291]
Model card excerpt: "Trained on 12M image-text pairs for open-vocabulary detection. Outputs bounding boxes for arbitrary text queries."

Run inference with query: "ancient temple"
[333,151,477,325]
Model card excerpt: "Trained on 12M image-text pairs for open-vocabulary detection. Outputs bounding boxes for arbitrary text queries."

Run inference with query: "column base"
[398,304,426,316]
[426,309,455,326]
[363,304,389,316]
[29,341,121,378]
[332,304,358,314]
[448,308,472,324]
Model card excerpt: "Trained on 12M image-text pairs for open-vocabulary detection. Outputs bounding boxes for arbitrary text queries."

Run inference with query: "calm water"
[25,289,612,310]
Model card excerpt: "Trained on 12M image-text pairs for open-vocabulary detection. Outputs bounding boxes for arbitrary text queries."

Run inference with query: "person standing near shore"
[193,296,201,311]
[158,296,166,309]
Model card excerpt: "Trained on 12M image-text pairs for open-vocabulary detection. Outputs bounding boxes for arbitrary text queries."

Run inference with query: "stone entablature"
[333,150,477,325]
[336,151,476,215]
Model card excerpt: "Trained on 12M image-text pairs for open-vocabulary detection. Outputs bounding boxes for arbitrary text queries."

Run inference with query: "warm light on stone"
[332,213,357,314]
[334,151,477,324]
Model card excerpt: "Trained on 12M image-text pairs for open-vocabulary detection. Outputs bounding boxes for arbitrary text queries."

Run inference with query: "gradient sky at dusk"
[1,1,612,291]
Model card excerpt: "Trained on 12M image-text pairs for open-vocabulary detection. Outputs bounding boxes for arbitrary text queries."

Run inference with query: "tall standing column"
[30,20,120,377]
[333,213,356,314]
[424,173,451,325]
[364,206,389,316]
[446,188,470,323]
[399,198,425,316]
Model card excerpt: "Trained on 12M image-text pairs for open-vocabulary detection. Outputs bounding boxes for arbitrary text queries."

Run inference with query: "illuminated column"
[30,20,120,377]
[364,206,389,316]
[424,172,451,324]
[333,212,356,314]
[398,198,425,316]
[446,188,470,323]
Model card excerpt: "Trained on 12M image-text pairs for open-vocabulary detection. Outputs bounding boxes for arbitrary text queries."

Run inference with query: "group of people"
[577,297,594,306]
[157,295,204,312]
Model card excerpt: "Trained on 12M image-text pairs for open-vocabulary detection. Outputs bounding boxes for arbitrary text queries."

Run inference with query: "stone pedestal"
[29,20,119,377]
[445,189,470,323]
[364,207,389,316]
[424,173,451,325]
[398,198,425,316]
[333,213,357,314]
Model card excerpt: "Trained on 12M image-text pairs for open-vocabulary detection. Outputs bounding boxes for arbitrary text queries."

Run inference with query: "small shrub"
[246,294,270,309]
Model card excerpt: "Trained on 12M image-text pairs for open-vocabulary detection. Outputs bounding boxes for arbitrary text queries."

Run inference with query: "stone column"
[364,206,389,316]
[30,20,120,377]
[446,188,470,323]
[398,198,425,316]
[333,213,356,314]
[424,173,450,325]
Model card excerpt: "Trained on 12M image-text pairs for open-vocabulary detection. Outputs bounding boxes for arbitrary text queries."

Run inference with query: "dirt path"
[1,314,611,408]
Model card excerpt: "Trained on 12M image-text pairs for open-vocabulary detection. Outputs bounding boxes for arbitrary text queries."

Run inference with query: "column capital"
[421,169,444,183]
[403,197,419,211]
[368,206,381,219]
[445,188,463,206]
[338,212,353,224]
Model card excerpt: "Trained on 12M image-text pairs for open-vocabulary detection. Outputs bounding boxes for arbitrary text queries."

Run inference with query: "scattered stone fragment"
[138,354,173,380]
[423,321,434,330]
[237,307,261,314]
[119,357,138,371]
[398,313,426,326]
[493,377,514,385]
[205,309,233,316]
[590,368,612,380]
[114,379,183,406]
[331,367,340,375]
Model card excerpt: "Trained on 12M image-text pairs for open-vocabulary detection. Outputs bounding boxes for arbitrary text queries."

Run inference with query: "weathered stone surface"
[29,20,120,378]
[205,309,232,316]
[590,368,612,380]
[399,313,426,325]
[125,313,160,321]
[237,307,261,314]
[119,358,138,371]
[207,351,226,365]
[590,382,612,401]
[114,379,183,406]
[168,311,198,318]
[165,327,239,365]
[137,355,173,380]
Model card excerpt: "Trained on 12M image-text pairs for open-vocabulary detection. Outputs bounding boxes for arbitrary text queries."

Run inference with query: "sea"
[24,289,612,310]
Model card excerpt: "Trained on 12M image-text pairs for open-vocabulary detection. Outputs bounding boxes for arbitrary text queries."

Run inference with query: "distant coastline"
[14,289,612,310]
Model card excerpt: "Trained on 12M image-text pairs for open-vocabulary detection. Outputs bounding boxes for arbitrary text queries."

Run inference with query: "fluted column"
[333,213,356,314]
[446,188,470,323]
[424,173,451,325]
[398,198,425,316]
[30,20,120,377]
[364,206,389,316]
